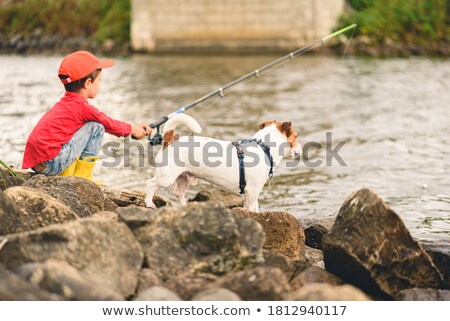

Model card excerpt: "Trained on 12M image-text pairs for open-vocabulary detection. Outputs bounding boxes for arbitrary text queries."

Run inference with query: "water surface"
[1,54,449,240]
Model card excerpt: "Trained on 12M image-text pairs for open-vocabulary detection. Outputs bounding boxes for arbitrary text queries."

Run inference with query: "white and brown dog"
[145,114,301,212]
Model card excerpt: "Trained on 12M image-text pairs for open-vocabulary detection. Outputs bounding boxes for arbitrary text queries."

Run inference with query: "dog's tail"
[163,113,202,134]
[156,114,201,148]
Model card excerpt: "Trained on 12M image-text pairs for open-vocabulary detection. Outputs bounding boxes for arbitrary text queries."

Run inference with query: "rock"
[299,216,335,249]
[421,239,450,289]
[91,211,119,220]
[214,267,290,300]
[192,288,241,301]
[259,250,310,281]
[133,286,181,301]
[122,203,264,280]
[397,288,450,301]
[3,186,78,234]
[322,188,444,299]
[164,273,218,300]
[304,246,324,268]
[117,206,157,229]
[24,175,105,217]
[232,208,305,260]
[137,268,162,294]
[290,266,343,291]
[0,264,60,300]
[104,197,119,212]
[102,186,169,208]
[190,189,243,208]
[0,217,143,298]
[15,259,123,300]
[0,190,22,235]
[290,283,371,301]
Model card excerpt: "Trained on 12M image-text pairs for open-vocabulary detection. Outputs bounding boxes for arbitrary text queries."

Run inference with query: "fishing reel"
[148,126,163,146]
[147,116,168,146]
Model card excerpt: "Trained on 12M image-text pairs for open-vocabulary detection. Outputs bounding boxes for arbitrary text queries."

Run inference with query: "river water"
[0,53,449,241]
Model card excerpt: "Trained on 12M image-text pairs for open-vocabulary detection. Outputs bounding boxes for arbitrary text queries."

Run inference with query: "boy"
[22,50,151,181]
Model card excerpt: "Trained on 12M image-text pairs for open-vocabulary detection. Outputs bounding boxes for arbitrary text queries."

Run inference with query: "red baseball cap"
[58,51,114,84]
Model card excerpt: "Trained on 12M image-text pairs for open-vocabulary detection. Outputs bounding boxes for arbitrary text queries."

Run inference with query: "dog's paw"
[144,198,157,210]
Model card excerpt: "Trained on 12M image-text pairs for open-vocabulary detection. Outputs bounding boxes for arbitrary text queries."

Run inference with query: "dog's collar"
[232,138,274,194]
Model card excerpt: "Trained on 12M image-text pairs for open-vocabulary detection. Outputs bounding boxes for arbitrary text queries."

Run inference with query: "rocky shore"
[1,33,450,57]
[0,168,449,301]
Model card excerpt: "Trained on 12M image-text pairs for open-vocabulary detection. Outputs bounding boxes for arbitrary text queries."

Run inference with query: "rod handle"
[149,116,169,128]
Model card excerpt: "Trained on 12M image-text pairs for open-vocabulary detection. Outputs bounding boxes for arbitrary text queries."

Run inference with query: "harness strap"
[232,141,246,194]
[232,139,274,195]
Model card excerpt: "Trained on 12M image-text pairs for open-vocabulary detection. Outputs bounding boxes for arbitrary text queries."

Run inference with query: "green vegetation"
[340,0,450,44]
[0,160,21,189]
[0,0,130,44]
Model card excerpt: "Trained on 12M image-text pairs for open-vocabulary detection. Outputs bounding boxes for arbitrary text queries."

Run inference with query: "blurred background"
[0,0,449,240]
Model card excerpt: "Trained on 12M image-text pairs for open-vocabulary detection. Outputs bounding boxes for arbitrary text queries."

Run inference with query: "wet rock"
[137,268,162,294]
[3,186,78,234]
[164,273,218,300]
[133,286,181,301]
[0,190,23,235]
[421,239,450,289]
[214,267,290,301]
[322,188,444,299]
[290,283,371,301]
[299,216,335,249]
[397,288,450,301]
[290,266,343,291]
[192,288,241,301]
[0,264,60,300]
[0,217,143,298]
[15,259,123,300]
[123,203,264,280]
[190,189,243,208]
[24,175,105,217]
[232,208,305,260]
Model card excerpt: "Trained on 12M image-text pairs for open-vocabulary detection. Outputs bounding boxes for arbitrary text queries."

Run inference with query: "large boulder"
[0,217,143,298]
[24,175,105,217]
[119,203,264,280]
[3,186,78,234]
[232,208,305,260]
[322,188,444,299]
[16,259,123,300]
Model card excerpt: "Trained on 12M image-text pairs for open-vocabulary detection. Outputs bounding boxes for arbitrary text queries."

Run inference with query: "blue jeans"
[41,122,105,176]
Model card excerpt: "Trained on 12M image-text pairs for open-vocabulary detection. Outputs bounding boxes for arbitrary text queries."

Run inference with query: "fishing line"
[148,24,358,146]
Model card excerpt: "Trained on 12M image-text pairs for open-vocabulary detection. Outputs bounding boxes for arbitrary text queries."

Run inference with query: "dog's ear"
[281,121,293,136]
[259,120,276,129]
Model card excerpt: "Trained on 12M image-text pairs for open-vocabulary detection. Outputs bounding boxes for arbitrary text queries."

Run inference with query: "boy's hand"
[131,124,152,139]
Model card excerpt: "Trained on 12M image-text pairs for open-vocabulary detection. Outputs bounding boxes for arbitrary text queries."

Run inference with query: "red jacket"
[22,92,132,169]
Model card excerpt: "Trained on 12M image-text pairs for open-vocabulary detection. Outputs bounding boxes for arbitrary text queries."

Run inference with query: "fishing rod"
[148,23,357,146]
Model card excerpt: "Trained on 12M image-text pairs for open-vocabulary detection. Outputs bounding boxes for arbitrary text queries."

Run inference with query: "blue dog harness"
[231,139,274,194]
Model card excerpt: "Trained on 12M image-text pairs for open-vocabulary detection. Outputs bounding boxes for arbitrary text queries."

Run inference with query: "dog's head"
[259,120,302,159]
